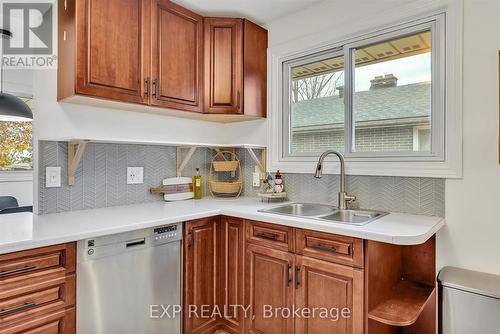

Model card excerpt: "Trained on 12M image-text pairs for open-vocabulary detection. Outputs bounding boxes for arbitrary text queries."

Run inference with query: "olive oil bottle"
[193,168,202,199]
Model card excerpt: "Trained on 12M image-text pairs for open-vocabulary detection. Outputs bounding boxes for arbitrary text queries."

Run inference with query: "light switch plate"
[127,167,144,185]
[46,167,61,188]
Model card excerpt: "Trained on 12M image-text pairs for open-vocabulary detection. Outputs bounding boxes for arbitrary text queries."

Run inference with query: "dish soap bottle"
[193,168,202,199]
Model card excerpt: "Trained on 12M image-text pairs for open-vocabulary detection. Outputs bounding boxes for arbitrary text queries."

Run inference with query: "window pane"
[353,30,432,153]
[0,97,33,171]
[290,54,345,155]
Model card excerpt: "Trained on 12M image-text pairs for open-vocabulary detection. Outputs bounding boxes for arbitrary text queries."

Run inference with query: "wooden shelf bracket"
[246,148,266,176]
[176,146,197,177]
[68,140,89,186]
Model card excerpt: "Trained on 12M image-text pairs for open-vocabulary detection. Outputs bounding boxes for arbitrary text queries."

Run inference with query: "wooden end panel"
[243,19,267,118]
[245,220,294,252]
[295,229,363,268]
[57,0,76,100]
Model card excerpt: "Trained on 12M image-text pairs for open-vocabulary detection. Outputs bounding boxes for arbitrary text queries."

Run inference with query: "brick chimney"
[370,74,398,90]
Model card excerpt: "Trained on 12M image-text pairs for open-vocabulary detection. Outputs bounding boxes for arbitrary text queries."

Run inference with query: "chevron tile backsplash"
[38,141,444,216]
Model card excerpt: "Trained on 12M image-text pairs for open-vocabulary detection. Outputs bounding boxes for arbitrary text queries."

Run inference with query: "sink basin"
[259,203,337,217]
[259,203,388,226]
[318,209,388,225]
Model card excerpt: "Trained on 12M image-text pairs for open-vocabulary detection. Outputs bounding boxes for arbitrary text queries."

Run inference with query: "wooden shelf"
[368,280,435,327]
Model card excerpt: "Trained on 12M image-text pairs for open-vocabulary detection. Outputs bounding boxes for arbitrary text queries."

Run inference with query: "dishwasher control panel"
[153,223,182,244]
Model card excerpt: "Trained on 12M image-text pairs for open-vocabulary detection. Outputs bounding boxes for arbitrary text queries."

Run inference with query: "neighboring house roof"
[292,82,430,130]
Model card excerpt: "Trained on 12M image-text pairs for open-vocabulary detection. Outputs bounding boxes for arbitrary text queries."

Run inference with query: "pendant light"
[0,29,33,121]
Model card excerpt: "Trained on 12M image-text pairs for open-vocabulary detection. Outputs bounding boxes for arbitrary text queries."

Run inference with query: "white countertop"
[0,198,445,254]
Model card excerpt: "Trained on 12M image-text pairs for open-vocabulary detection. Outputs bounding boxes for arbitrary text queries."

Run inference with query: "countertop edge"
[0,200,445,254]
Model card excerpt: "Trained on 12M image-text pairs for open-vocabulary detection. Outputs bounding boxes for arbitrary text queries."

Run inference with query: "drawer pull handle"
[0,265,36,277]
[145,78,150,97]
[312,243,337,253]
[0,302,35,316]
[294,265,301,289]
[255,232,277,240]
[152,79,158,98]
[285,263,292,288]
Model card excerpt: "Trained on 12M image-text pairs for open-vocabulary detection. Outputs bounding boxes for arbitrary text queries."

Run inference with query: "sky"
[355,53,431,91]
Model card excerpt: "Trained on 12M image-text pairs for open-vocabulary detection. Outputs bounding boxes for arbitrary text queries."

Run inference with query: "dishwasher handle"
[126,238,146,248]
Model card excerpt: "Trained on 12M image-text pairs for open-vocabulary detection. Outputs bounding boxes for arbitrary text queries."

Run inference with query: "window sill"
[0,171,34,182]
[268,159,462,179]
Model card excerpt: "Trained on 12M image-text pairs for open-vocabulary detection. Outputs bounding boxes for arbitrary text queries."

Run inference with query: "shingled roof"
[292,82,431,129]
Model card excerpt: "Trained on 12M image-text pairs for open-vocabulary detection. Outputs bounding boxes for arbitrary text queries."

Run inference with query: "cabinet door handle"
[145,78,150,97]
[236,91,241,109]
[0,302,35,316]
[285,263,292,288]
[312,243,337,253]
[0,265,36,277]
[188,229,194,248]
[152,79,158,98]
[255,232,277,240]
[294,265,301,289]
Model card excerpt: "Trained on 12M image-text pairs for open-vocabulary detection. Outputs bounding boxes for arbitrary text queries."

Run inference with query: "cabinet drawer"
[0,274,75,325]
[245,220,294,252]
[0,244,75,280]
[0,307,75,334]
[295,229,363,268]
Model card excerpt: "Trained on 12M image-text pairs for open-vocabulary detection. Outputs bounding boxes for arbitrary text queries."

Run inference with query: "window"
[0,97,33,171]
[283,15,444,161]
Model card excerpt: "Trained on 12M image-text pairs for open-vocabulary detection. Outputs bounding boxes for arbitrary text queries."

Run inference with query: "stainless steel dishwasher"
[77,223,182,334]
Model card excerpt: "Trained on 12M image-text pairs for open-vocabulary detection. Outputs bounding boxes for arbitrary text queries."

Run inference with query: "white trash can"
[439,266,500,334]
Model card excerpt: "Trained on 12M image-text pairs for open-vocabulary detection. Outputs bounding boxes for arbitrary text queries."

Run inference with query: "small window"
[0,97,33,171]
[353,30,431,153]
[290,52,345,155]
[283,16,444,161]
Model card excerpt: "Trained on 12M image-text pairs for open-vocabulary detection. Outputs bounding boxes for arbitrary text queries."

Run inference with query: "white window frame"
[268,5,463,178]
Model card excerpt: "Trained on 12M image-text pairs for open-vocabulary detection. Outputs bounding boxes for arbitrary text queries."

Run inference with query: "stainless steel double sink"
[259,203,388,226]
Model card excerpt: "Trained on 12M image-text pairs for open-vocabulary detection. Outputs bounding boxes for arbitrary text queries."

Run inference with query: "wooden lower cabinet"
[184,217,367,334]
[245,243,295,334]
[0,243,76,334]
[184,217,220,334]
[295,256,364,334]
[0,308,75,334]
[219,217,245,333]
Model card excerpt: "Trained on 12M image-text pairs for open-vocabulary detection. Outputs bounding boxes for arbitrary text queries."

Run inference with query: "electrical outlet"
[127,167,144,185]
[46,167,61,188]
[252,166,261,187]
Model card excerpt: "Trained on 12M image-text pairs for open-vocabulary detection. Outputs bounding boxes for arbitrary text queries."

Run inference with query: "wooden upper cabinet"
[73,0,150,104]
[204,18,243,114]
[151,0,203,112]
[58,0,267,119]
[204,18,267,117]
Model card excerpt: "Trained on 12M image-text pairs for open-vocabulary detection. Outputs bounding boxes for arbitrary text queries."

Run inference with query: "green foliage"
[0,121,32,170]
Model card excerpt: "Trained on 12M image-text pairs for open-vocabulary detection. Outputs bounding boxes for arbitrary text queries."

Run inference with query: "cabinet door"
[245,243,295,334]
[295,256,364,334]
[151,0,203,112]
[219,216,245,332]
[76,0,149,104]
[204,18,243,114]
[184,217,219,334]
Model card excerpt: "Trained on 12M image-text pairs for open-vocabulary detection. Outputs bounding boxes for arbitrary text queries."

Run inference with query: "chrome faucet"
[314,150,356,210]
